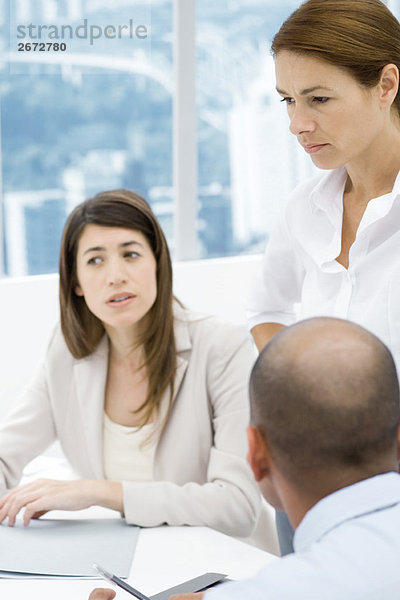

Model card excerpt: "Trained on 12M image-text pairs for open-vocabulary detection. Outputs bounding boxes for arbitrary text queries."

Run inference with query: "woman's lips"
[303,143,328,154]
[106,293,136,308]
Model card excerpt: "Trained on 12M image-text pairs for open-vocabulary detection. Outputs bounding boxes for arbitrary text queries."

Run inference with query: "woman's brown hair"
[271,0,400,117]
[59,189,176,426]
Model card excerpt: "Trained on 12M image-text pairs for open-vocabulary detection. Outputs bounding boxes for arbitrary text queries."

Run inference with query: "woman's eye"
[313,96,329,103]
[280,97,294,104]
[87,256,102,265]
[125,251,139,259]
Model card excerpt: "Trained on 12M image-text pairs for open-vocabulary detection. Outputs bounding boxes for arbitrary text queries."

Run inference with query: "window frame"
[173,0,198,260]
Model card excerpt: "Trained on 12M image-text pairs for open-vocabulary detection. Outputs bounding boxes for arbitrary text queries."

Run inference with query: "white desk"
[0,520,277,599]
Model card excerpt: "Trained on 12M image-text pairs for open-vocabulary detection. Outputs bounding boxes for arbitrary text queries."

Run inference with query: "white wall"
[0,255,261,418]
[0,274,60,419]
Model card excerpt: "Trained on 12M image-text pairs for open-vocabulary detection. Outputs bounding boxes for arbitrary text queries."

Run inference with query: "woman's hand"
[0,478,123,526]
[0,479,94,526]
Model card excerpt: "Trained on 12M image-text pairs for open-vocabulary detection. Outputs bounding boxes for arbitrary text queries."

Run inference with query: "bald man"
[90,318,400,600]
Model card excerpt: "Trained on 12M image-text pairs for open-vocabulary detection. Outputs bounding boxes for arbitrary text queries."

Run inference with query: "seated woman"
[0,189,269,545]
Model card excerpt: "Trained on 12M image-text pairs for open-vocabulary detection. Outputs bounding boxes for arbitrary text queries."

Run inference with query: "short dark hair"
[272,0,400,117]
[250,318,400,487]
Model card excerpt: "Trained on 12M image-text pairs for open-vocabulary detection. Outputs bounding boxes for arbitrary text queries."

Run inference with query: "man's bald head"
[250,318,400,489]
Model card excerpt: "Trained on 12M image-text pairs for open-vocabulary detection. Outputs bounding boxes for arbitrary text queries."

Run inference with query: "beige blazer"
[0,306,270,542]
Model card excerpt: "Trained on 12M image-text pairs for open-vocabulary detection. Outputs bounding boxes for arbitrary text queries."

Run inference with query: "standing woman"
[246,0,400,553]
[0,189,277,549]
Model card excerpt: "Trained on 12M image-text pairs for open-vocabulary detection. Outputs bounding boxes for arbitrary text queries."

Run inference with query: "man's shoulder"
[206,474,400,600]
[206,526,400,600]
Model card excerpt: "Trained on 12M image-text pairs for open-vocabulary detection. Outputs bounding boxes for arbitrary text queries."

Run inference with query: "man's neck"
[282,465,399,531]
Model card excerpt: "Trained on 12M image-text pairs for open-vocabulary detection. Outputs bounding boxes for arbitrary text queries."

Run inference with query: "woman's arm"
[0,361,58,496]
[246,205,305,337]
[120,320,262,538]
[0,478,123,526]
[0,325,122,524]
[251,323,286,352]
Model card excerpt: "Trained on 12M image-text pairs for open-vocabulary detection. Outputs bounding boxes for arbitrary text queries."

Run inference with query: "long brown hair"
[271,0,400,117]
[59,189,176,425]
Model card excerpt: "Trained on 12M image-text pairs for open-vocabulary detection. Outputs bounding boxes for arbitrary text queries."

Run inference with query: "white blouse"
[246,166,400,373]
[103,412,156,482]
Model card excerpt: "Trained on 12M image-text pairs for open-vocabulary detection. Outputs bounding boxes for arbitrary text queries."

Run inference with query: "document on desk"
[0,518,139,579]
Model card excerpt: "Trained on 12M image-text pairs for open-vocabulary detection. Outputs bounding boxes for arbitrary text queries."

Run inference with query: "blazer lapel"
[73,336,109,478]
[72,309,194,477]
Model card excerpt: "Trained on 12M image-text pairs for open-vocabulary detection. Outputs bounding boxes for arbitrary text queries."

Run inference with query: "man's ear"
[247,425,272,482]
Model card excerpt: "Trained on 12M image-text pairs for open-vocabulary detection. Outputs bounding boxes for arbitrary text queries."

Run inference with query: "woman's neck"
[104,324,145,369]
[345,120,400,203]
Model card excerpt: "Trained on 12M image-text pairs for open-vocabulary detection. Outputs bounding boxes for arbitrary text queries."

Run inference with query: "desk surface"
[0,513,277,600]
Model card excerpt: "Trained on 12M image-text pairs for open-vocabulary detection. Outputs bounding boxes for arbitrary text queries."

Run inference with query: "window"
[1,0,399,275]
[196,1,317,258]
[1,0,173,276]
[388,0,400,13]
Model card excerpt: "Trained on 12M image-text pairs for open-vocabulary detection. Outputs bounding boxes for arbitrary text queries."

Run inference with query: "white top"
[246,167,400,372]
[205,472,400,600]
[103,412,155,482]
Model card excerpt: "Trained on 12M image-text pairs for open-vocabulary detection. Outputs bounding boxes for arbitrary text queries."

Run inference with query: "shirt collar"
[294,472,400,553]
[309,167,347,219]
[359,169,400,231]
[309,167,400,220]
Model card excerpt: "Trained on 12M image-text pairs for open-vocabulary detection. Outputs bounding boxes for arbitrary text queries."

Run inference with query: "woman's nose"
[106,259,127,285]
[289,105,316,136]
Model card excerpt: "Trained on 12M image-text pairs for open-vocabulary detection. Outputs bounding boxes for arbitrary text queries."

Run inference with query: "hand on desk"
[0,478,123,526]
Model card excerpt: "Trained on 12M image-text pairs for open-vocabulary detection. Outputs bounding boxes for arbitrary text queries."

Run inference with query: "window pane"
[196,1,318,258]
[1,0,172,276]
[388,0,400,14]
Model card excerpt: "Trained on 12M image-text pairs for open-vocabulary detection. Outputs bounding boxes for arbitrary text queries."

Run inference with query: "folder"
[0,518,139,579]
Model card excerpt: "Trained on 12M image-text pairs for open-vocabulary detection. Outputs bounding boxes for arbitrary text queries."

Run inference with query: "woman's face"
[275,51,386,170]
[75,224,157,333]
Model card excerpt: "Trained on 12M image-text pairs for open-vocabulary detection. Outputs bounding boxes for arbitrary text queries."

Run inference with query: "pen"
[93,563,152,600]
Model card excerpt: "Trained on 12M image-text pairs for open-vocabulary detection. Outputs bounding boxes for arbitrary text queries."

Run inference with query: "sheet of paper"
[0,518,139,578]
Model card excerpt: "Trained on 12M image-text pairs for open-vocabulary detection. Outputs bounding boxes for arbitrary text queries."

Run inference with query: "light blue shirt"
[206,472,400,600]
